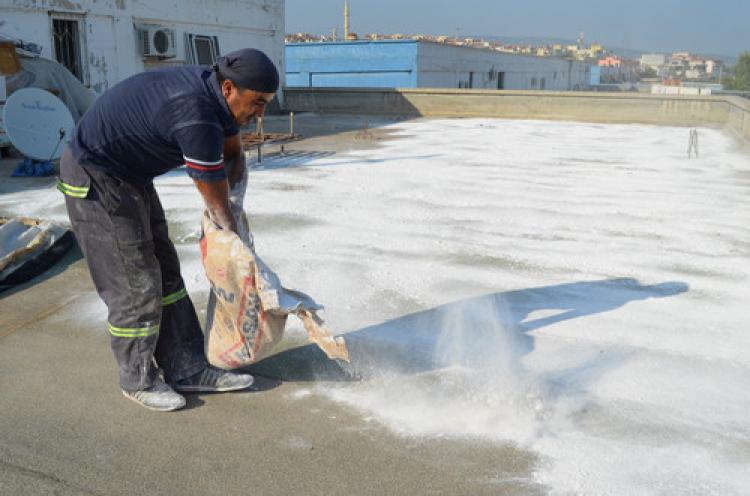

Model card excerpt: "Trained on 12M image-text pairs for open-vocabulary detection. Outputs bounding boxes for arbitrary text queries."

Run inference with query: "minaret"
[344,0,350,41]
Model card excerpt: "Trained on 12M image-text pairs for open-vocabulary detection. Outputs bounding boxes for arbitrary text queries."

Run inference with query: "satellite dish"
[2,88,75,161]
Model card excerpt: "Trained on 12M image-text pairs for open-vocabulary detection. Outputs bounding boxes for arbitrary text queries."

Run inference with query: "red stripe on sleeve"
[185,161,224,171]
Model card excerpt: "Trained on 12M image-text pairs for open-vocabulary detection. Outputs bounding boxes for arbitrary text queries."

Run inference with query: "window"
[186,34,220,65]
[52,18,84,82]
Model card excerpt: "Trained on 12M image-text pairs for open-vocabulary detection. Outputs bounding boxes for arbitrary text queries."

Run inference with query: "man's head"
[214,48,279,125]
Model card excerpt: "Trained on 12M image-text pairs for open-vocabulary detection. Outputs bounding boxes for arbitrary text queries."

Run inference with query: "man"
[57,48,278,412]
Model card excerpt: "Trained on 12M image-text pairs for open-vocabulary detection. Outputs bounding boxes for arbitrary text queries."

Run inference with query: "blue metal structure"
[285,40,419,88]
[590,65,602,86]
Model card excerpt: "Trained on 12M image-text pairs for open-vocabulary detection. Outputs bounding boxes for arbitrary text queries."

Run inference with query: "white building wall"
[416,42,591,91]
[0,9,51,55]
[640,53,666,68]
[1,0,284,95]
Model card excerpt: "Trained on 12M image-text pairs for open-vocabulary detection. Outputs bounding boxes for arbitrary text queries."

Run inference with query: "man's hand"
[194,178,237,233]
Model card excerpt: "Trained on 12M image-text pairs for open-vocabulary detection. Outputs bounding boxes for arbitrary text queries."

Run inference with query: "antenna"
[2,88,75,161]
[344,0,350,41]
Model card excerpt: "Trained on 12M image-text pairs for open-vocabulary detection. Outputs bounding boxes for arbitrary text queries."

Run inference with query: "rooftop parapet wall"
[724,96,750,143]
[284,88,750,144]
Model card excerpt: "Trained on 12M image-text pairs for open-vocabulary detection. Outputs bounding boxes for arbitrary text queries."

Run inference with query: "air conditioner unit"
[138,26,176,58]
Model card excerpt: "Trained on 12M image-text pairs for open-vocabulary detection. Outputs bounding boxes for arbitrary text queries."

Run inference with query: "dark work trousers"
[59,148,206,391]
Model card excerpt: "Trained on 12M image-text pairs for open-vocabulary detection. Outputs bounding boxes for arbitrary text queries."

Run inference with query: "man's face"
[222,79,275,125]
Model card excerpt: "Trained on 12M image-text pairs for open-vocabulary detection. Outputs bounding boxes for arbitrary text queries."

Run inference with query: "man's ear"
[221,79,234,98]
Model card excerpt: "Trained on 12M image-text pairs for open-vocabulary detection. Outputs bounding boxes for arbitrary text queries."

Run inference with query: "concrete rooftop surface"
[1,114,749,495]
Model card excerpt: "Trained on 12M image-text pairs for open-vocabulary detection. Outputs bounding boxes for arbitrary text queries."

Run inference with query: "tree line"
[723,52,750,91]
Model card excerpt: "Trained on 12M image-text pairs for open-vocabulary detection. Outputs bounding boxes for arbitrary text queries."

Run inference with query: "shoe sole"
[173,375,254,393]
[122,391,186,412]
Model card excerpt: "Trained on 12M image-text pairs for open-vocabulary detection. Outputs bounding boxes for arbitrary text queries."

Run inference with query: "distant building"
[286,40,592,91]
[640,53,666,77]
[705,59,723,77]
[589,44,605,57]
[598,56,622,67]
[287,33,321,44]
[666,52,723,80]
[2,0,284,95]
[597,56,639,83]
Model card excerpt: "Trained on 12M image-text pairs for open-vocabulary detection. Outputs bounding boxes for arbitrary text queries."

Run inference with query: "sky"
[285,0,750,58]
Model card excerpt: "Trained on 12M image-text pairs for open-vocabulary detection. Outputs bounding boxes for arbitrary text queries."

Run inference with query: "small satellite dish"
[2,88,75,161]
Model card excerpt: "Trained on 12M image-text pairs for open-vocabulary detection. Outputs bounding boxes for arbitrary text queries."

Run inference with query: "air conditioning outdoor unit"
[138,26,177,58]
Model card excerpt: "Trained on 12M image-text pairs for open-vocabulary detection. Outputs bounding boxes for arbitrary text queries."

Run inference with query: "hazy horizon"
[286,0,749,59]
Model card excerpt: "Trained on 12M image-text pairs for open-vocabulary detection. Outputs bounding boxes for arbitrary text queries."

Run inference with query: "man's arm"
[223,132,246,188]
[191,134,245,233]
[193,177,237,233]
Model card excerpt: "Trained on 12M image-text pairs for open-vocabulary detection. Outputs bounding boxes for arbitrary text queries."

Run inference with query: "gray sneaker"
[122,381,186,412]
[173,366,254,393]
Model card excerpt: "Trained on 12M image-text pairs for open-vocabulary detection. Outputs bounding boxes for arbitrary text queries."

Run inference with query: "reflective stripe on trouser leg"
[107,322,161,393]
[161,288,188,306]
[57,180,90,198]
[108,323,160,337]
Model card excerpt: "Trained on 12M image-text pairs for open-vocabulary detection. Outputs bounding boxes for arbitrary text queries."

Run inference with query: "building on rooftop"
[286,40,592,91]
[1,0,284,95]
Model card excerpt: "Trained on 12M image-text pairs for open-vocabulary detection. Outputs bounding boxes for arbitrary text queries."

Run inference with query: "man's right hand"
[193,178,237,233]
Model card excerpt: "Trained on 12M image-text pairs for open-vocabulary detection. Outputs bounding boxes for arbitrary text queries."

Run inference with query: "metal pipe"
[257,116,264,140]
